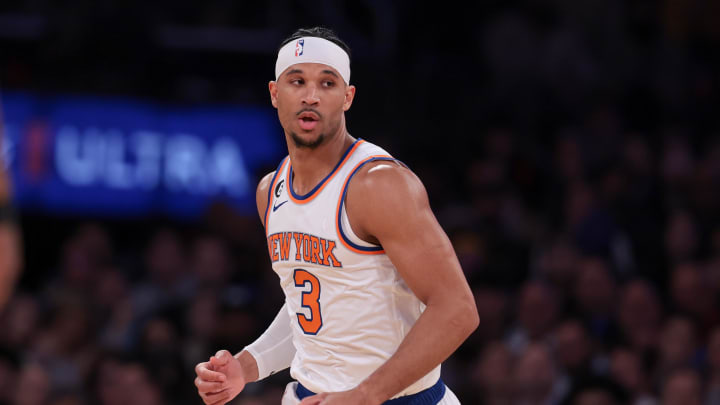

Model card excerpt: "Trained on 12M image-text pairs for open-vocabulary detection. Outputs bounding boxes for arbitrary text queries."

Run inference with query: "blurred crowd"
[1,0,720,404]
[0,129,719,405]
[0,217,289,405]
[444,130,720,405]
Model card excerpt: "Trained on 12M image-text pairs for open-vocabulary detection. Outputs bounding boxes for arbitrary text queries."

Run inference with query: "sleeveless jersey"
[264,139,441,397]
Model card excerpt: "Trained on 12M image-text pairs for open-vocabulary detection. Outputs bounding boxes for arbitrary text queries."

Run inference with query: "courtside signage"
[1,92,283,218]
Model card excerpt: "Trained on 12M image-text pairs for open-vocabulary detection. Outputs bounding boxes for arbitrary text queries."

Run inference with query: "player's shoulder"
[256,171,277,225]
[257,156,290,200]
[344,157,431,240]
[257,171,276,198]
[347,159,427,204]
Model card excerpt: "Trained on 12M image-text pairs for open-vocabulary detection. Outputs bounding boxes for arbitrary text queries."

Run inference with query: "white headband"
[275,36,351,84]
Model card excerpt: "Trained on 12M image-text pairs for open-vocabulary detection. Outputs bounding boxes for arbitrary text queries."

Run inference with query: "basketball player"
[194,27,478,405]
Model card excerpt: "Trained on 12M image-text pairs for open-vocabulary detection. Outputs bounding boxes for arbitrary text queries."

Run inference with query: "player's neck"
[287,130,355,196]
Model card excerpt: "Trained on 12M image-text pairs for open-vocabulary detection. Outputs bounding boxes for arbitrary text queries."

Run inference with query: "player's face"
[269,63,355,148]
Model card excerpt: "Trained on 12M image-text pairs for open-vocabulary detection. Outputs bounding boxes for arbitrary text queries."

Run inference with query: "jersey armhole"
[334,156,405,255]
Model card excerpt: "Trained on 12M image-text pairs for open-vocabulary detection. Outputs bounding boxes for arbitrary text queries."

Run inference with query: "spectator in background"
[551,319,594,383]
[573,257,618,342]
[132,229,191,319]
[513,342,567,405]
[534,237,581,292]
[507,281,561,354]
[565,181,620,259]
[660,137,695,192]
[668,263,718,332]
[94,267,134,352]
[0,152,21,311]
[97,293,135,354]
[656,316,699,385]
[182,288,222,374]
[609,347,657,405]
[706,327,720,405]
[51,223,112,301]
[561,376,629,405]
[13,362,51,405]
[661,368,703,405]
[139,315,184,401]
[0,347,19,405]
[190,234,234,289]
[92,354,125,405]
[92,266,130,322]
[708,228,720,294]
[112,361,166,405]
[0,293,41,354]
[29,296,95,395]
[92,355,166,405]
[46,392,86,405]
[664,212,699,267]
[472,286,510,345]
[471,341,513,405]
[617,280,664,354]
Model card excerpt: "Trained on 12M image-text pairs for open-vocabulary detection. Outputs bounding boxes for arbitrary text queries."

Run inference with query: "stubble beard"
[290,131,327,149]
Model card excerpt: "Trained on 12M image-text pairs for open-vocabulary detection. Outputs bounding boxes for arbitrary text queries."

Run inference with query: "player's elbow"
[460,293,480,336]
[446,291,479,339]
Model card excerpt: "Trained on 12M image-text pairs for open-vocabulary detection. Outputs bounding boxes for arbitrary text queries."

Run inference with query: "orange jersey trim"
[286,139,365,205]
[335,155,395,255]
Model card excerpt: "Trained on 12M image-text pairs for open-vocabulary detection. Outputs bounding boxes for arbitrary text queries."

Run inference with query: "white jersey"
[264,139,440,397]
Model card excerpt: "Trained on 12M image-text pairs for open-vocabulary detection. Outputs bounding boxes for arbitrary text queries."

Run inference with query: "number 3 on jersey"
[294,269,323,334]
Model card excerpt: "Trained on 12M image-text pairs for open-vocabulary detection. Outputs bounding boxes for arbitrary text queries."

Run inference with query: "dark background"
[1,1,720,404]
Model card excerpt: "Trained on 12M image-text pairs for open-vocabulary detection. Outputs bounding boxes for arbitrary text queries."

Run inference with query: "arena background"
[1,1,720,404]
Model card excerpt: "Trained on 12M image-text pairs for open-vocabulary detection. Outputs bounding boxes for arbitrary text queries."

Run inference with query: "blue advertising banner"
[1,92,284,218]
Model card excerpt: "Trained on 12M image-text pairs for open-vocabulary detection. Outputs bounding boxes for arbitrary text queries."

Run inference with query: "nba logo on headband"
[276,36,351,83]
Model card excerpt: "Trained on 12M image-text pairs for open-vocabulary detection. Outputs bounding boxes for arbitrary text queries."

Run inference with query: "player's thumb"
[211,350,232,367]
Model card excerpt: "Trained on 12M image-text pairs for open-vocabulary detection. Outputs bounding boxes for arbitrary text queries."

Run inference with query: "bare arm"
[256,171,275,228]
[352,163,478,402]
[303,162,479,405]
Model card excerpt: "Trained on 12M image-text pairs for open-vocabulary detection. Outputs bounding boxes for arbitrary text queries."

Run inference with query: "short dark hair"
[279,27,351,60]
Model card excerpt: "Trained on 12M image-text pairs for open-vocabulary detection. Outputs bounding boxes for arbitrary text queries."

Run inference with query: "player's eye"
[290,78,304,85]
[322,80,335,87]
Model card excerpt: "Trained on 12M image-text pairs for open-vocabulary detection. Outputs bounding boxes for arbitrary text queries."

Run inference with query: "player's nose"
[301,84,320,105]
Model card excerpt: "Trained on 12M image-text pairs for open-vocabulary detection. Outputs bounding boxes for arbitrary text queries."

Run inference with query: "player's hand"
[298,388,379,405]
[194,350,246,405]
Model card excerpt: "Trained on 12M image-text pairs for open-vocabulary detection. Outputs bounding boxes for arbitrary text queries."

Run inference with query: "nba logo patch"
[295,39,304,56]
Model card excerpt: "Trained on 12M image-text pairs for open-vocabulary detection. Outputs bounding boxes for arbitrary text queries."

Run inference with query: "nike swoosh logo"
[272,200,288,212]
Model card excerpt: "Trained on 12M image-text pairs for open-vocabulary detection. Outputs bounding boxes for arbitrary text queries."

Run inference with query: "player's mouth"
[297,111,320,131]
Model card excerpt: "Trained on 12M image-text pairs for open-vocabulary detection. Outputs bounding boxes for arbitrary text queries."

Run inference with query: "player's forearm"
[242,303,295,380]
[233,350,260,383]
[356,294,479,404]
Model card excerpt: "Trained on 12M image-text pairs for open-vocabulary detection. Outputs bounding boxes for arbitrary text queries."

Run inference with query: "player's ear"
[269,81,278,109]
[342,84,356,111]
